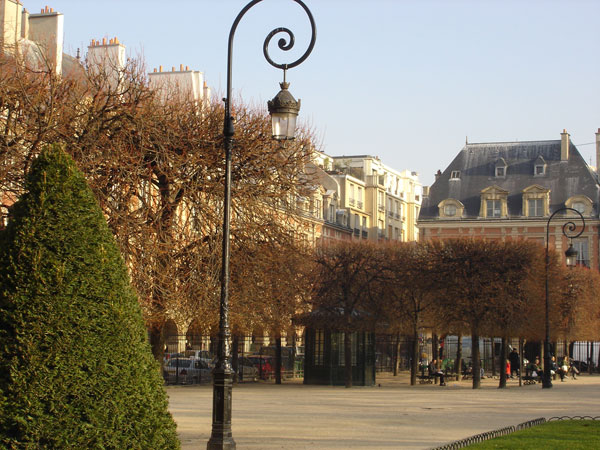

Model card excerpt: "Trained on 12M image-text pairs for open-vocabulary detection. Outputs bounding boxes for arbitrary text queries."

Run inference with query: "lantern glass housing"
[268,81,300,141]
[565,243,578,267]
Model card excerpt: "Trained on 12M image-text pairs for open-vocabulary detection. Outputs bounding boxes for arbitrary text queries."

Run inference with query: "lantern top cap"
[268,82,300,115]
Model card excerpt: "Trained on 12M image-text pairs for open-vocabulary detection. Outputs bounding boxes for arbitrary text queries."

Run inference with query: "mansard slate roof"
[419,140,600,219]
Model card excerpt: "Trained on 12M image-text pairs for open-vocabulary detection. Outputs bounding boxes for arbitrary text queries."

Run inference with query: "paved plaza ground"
[167,372,600,449]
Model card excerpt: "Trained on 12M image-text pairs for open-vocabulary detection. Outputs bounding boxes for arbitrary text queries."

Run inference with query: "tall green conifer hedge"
[0,146,179,449]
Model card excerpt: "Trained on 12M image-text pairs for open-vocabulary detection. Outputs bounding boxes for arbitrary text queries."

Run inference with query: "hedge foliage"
[0,146,180,449]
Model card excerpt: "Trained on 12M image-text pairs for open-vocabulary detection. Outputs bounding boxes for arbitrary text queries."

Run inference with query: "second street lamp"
[207,1,316,449]
[543,207,585,389]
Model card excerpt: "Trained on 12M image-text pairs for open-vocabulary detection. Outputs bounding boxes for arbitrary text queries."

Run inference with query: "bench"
[417,374,433,384]
[522,375,540,385]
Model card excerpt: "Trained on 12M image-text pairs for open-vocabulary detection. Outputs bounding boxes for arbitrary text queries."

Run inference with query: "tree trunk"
[344,332,353,388]
[290,331,297,378]
[491,337,497,377]
[393,333,400,376]
[432,333,439,384]
[456,335,463,379]
[519,338,524,387]
[149,325,165,363]
[499,337,507,389]
[410,330,419,386]
[472,330,481,389]
[275,336,282,384]
[232,335,239,383]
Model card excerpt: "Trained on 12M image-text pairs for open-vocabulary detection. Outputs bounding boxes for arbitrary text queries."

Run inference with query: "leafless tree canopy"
[0,52,316,356]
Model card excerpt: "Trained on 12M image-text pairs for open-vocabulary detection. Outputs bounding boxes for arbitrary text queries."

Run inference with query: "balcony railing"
[357,201,363,209]
[361,230,368,238]
[378,205,385,212]
[349,199,355,207]
[353,228,360,236]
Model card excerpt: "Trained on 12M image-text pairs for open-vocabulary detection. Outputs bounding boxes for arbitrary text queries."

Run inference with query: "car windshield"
[169,359,191,368]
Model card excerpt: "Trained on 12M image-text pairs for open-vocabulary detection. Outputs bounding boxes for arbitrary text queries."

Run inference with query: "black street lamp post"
[543,207,585,389]
[207,2,316,448]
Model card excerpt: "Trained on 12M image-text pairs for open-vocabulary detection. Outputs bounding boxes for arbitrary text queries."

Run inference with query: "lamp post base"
[207,368,236,450]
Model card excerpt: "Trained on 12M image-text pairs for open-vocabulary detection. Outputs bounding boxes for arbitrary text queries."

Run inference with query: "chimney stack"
[560,129,570,161]
[28,7,64,76]
[21,7,28,39]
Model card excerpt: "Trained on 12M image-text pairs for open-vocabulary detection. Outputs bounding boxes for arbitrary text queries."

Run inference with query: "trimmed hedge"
[0,146,180,449]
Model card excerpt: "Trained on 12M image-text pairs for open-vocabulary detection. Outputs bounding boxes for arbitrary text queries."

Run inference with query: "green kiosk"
[300,310,376,386]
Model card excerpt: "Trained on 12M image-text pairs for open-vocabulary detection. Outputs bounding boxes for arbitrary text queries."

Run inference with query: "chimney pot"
[45,6,48,13]
[153,68,157,73]
[185,65,189,71]
[159,65,163,72]
[102,37,107,45]
[50,7,53,12]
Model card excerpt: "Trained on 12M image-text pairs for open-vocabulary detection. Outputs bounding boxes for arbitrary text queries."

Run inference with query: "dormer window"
[534,155,547,176]
[480,186,508,218]
[444,204,457,216]
[566,195,593,216]
[572,202,585,214]
[495,158,507,178]
[438,198,465,219]
[522,185,550,217]
[450,170,461,180]
[487,199,502,217]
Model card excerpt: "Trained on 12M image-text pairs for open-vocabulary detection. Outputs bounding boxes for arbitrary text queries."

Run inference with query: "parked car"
[209,356,259,381]
[184,349,214,367]
[163,357,212,384]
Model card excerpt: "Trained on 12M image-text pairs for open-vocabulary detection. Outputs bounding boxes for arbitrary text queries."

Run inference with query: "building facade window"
[480,186,508,218]
[572,238,589,267]
[522,185,550,217]
[495,158,507,178]
[528,198,544,217]
[486,199,502,217]
[450,170,461,179]
[444,204,457,217]
[314,329,324,366]
[572,202,585,213]
[534,155,547,176]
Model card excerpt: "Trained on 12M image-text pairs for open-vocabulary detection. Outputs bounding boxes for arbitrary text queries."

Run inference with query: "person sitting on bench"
[429,359,446,386]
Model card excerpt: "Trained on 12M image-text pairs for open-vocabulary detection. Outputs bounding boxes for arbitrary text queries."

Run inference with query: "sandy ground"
[167,372,600,449]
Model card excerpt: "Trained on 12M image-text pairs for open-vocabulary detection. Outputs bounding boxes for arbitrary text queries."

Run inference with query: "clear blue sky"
[26,0,600,186]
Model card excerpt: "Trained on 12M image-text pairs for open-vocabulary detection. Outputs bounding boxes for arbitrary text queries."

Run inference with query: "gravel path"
[167,372,600,449]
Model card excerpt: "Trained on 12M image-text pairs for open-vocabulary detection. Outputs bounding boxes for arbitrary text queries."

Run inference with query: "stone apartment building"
[323,154,422,242]
[418,130,600,268]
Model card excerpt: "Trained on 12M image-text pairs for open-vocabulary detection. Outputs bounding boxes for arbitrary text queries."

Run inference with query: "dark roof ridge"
[465,139,560,147]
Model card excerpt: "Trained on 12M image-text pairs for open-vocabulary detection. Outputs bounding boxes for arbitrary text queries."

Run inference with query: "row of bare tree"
[3,53,599,391]
[0,53,314,359]
[309,239,600,388]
